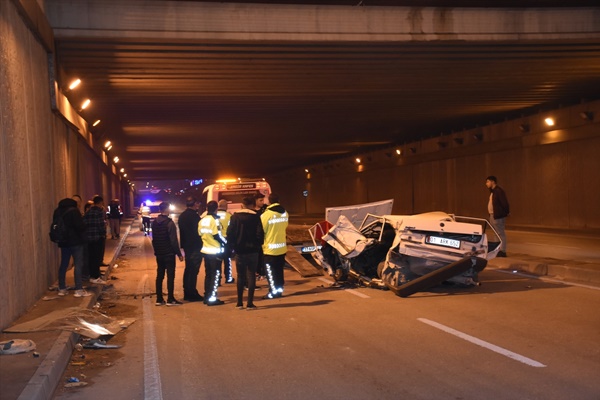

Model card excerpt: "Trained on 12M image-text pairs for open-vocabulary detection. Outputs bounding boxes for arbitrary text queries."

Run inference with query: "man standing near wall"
[485,175,510,257]
[84,195,108,283]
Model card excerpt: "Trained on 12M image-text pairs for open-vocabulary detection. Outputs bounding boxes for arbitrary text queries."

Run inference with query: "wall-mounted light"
[544,117,555,126]
[104,140,112,148]
[92,119,101,127]
[120,168,125,173]
[304,169,309,173]
[519,123,530,133]
[80,99,91,110]
[113,156,119,163]
[579,111,594,121]
[67,78,81,91]
[395,148,402,155]
[123,173,127,178]
[355,158,361,164]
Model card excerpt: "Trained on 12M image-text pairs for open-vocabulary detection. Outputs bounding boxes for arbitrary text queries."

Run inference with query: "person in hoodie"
[260,193,288,299]
[151,202,184,306]
[52,198,91,297]
[226,196,264,310]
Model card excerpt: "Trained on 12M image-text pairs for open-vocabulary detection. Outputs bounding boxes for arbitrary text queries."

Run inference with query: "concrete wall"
[0,0,130,330]
[270,101,600,231]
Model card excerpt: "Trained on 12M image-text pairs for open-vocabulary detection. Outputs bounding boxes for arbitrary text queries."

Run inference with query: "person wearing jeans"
[52,197,91,297]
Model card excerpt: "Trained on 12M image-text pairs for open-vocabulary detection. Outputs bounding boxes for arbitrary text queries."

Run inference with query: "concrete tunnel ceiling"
[46,0,600,181]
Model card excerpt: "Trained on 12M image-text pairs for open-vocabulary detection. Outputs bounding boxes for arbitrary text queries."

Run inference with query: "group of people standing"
[51,195,123,297]
[151,192,288,309]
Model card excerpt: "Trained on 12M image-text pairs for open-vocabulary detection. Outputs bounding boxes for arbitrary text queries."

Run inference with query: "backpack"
[49,208,73,244]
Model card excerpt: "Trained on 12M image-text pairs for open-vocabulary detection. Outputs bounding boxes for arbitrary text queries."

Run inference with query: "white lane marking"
[418,318,546,368]
[489,268,600,291]
[318,277,370,298]
[143,297,164,400]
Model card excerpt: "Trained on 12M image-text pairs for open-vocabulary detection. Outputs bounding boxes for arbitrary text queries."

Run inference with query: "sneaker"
[74,289,91,297]
[497,251,507,258]
[166,299,183,306]
[262,292,278,300]
[206,299,225,306]
[235,303,244,309]
[90,277,107,285]
[246,304,257,310]
[155,300,166,306]
[58,289,68,296]
[226,278,235,284]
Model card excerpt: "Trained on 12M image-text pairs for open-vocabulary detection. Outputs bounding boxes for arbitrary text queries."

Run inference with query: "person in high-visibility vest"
[199,201,226,306]
[260,193,288,299]
[217,199,234,284]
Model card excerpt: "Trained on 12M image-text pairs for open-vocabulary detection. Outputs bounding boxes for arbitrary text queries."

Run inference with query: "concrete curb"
[16,221,134,400]
[488,257,600,286]
[16,293,98,400]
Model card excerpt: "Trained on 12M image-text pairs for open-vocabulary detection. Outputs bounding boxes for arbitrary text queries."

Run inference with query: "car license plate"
[427,236,460,249]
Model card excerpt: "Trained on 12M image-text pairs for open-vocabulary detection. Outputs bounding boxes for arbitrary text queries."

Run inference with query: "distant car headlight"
[169,204,175,211]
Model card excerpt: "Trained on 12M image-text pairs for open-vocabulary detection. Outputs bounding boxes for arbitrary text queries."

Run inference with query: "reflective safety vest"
[261,203,288,256]
[199,214,224,255]
[216,209,232,238]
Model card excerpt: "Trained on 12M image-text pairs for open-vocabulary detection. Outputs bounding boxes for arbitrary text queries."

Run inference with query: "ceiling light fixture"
[92,120,101,127]
[68,78,81,90]
[395,149,402,155]
[544,117,555,126]
[123,173,127,178]
[104,140,112,148]
[80,99,91,110]
[355,158,361,164]
[113,156,119,163]
[304,169,309,173]
[120,168,125,173]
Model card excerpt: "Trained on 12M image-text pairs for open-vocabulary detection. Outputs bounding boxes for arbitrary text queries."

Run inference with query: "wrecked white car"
[309,200,502,297]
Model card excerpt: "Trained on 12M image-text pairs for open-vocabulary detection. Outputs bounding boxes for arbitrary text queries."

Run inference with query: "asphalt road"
[52,220,600,400]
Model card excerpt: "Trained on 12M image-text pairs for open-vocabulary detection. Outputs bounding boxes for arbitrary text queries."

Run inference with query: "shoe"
[497,251,507,258]
[155,300,166,306]
[166,299,183,306]
[246,304,257,310]
[206,299,225,306]
[58,289,68,296]
[101,262,109,266]
[262,293,277,300]
[90,277,107,285]
[226,278,235,284]
[74,289,91,297]
[236,304,244,309]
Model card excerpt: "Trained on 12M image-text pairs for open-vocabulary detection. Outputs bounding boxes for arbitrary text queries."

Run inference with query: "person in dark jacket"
[52,198,91,297]
[84,195,108,284]
[178,196,204,302]
[152,202,184,306]
[107,199,123,239]
[486,175,510,257]
[226,196,265,309]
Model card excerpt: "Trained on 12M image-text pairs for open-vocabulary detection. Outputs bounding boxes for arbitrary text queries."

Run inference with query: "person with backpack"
[50,198,91,297]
